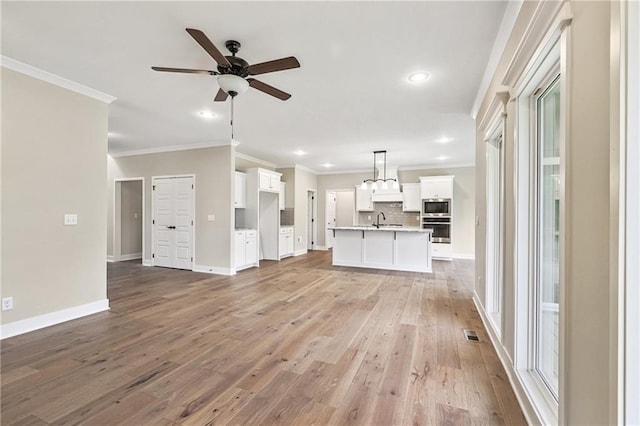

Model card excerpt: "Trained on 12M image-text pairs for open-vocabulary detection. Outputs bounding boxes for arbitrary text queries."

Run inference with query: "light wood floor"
[1,251,526,425]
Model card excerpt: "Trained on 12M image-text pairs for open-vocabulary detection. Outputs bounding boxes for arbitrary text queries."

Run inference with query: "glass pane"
[536,75,561,398]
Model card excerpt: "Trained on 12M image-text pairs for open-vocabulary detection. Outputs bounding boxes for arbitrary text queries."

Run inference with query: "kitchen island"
[330,226,432,273]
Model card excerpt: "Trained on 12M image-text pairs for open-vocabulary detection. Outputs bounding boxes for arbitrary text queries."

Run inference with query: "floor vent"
[463,329,480,342]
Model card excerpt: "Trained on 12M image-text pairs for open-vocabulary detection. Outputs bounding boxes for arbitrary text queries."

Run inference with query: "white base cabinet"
[279,226,294,258]
[332,228,432,273]
[431,242,452,260]
[235,229,257,271]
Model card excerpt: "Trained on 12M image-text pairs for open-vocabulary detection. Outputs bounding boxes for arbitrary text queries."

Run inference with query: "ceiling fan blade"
[247,56,300,76]
[247,78,291,101]
[151,66,218,75]
[214,88,229,102]
[185,28,231,67]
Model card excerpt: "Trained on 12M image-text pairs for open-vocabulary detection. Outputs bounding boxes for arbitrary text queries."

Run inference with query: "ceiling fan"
[152,28,300,101]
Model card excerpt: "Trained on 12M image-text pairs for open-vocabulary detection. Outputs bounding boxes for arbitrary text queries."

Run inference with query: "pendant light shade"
[362,150,398,190]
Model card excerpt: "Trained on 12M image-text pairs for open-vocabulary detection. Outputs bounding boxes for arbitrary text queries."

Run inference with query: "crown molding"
[109,141,230,158]
[295,164,319,175]
[1,55,116,104]
[235,152,277,169]
[398,162,476,171]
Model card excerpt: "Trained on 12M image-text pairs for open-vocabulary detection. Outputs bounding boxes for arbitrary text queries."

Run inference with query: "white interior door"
[153,176,194,270]
[326,191,336,249]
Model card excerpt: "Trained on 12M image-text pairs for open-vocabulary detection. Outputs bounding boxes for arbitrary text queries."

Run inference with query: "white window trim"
[484,112,506,338]
[513,31,567,426]
[620,0,640,424]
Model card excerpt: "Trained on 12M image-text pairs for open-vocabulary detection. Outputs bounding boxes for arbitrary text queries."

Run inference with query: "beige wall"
[1,68,108,325]
[294,167,318,252]
[474,1,617,423]
[317,167,475,256]
[107,145,234,271]
[120,180,142,256]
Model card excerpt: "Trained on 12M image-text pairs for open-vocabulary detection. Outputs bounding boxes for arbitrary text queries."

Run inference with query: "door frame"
[307,189,317,250]
[325,190,336,249]
[151,174,196,269]
[325,188,356,250]
[113,177,145,262]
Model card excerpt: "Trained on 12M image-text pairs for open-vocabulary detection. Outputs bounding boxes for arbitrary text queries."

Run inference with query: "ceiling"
[2,1,507,173]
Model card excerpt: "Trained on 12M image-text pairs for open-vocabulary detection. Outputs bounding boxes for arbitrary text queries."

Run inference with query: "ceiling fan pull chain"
[231,96,235,140]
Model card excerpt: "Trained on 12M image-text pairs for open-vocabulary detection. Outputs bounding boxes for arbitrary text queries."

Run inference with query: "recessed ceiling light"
[436,137,452,144]
[199,111,216,119]
[436,155,450,161]
[322,163,334,168]
[294,150,307,156]
[408,72,430,83]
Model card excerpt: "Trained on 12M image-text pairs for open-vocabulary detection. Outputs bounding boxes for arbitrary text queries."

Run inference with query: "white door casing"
[326,191,336,249]
[152,176,194,270]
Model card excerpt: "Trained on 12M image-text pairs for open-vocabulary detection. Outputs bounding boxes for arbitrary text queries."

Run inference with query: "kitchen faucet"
[375,211,386,228]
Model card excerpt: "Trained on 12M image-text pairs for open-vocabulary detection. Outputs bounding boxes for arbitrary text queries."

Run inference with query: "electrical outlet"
[367,215,371,220]
[2,297,13,311]
[297,236,302,243]
[208,214,216,221]
[416,215,420,220]
[64,214,78,225]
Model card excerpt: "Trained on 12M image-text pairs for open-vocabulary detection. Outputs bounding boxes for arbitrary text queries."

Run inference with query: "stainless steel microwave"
[423,199,451,216]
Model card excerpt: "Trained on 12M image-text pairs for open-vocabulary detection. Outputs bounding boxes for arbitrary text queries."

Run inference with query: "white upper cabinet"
[356,185,374,211]
[279,182,286,210]
[419,176,454,199]
[258,170,281,192]
[402,183,421,212]
[234,171,247,209]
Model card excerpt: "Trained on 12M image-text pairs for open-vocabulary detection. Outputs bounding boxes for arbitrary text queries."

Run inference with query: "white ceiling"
[2,1,507,173]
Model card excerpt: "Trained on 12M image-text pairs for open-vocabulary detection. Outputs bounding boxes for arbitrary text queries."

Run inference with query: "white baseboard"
[106,255,115,263]
[294,249,308,256]
[142,258,153,266]
[452,253,475,260]
[1,299,110,340]
[118,252,142,261]
[471,293,541,425]
[192,264,235,276]
[314,245,328,251]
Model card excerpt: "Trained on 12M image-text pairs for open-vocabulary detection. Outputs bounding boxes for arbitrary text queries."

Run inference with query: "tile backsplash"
[280,208,294,226]
[357,202,421,227]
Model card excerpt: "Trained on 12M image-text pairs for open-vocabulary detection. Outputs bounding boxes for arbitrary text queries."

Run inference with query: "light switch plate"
[64,214,78,225]
[207,214,216,222]
[2,297,13,311]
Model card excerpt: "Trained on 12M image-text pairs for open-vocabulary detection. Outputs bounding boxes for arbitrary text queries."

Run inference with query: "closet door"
[152,176,194,270]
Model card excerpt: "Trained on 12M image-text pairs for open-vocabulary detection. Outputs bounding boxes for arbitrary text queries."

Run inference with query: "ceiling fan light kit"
[361,150,399,190]
[217,74,249,97]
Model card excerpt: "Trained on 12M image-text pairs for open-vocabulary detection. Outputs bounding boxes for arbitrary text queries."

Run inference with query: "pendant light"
[361,150,398,190]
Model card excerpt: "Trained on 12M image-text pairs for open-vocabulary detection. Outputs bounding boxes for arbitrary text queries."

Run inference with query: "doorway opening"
[325,189,356,249]
[113,178,144,263]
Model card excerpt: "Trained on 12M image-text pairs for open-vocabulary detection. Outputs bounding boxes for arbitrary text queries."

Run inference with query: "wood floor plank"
[0,252,525,425]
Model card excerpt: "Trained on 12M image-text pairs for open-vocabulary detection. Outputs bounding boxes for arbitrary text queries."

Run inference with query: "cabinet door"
[235,172,247,209]
[259,173,271,191]
[402,184,421,212]
[356,186,373,211]
[279,182,286,210]
[270,175,280,191]
[287,234,294,254]
[234,231,246,268]
[279,234,287,257]
[421,178,453,199]
[245,234,257,265]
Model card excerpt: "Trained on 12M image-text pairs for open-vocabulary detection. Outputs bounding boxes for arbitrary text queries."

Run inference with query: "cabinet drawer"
[280,227,293,234]
[245,230,257,238]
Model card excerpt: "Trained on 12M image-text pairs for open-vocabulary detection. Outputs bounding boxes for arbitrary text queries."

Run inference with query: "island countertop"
[329,226,431,233]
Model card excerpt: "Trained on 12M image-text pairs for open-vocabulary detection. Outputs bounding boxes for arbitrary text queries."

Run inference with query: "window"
[486,127,504,336]
[534,75,561,398]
